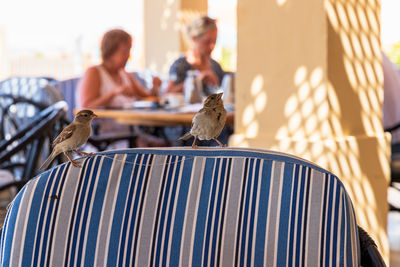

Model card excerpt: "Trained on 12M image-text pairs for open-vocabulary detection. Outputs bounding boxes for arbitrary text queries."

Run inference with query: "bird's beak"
[217,93,223,100]
[92,113,98,118]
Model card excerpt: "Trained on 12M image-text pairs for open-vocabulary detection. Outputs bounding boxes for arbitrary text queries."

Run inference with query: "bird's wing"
[194,108,214,120]
[191,109,217,131]
[52,124,76,146]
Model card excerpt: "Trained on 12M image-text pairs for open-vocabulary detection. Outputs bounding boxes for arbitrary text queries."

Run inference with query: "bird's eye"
[84,114,88,117]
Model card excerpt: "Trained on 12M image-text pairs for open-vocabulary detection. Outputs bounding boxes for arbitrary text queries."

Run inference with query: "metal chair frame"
[0,99,67,190]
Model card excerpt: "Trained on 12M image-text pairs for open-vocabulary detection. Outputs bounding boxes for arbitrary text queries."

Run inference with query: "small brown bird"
[179,93,227,148]
[39,109,97,170]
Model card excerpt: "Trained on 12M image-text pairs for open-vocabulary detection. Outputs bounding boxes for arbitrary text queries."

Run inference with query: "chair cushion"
[0,148,360,266]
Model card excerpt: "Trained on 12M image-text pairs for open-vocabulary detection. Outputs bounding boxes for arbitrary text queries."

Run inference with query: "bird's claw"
[70,160,82,168]
[192,145,198,149]
[74,150,94,157]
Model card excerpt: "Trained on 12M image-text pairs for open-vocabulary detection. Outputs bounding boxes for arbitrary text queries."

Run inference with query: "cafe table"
[75,104,234,127]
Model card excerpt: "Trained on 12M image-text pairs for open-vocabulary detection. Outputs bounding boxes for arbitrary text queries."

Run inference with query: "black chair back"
[0,77,63,105]
[0,77,68,187]
[0,100,67,190]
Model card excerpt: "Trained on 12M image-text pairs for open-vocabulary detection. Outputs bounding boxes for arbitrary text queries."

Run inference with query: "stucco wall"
[232,0,390,263]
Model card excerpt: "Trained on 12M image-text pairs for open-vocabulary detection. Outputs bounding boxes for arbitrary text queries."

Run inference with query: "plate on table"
[123,100,160,110]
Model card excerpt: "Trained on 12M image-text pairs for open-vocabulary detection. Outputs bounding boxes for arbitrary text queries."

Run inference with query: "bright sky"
[0,0,238,76]
[381,0,400,45]
[0,0,142,53]
[1,0,397,59]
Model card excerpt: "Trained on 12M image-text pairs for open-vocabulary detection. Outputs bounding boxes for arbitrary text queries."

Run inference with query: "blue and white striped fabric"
[0,148,360,266]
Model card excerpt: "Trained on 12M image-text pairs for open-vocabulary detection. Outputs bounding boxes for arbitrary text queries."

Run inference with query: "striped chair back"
[0,148,360,266]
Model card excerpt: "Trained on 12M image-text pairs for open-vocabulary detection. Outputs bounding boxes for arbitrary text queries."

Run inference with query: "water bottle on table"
[184,70,204,104]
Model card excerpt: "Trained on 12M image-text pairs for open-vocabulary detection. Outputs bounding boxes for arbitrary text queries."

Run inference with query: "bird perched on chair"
[179,93,227,148]
[39,109,97,170]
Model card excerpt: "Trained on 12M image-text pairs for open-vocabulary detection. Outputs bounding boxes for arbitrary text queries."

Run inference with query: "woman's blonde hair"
[186,16,217,39]
[101,29,132,61]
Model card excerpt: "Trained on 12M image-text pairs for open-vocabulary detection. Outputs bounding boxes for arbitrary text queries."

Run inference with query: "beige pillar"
[232,0,390,263]
[142,0,207,75]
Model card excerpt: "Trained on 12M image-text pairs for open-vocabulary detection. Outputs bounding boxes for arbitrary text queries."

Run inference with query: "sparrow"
[179,93,227,148]
[39,109,97,170]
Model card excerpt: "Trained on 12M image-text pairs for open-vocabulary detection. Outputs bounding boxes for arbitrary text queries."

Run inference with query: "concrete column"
[232,0,390,262]
[142,0,207,75]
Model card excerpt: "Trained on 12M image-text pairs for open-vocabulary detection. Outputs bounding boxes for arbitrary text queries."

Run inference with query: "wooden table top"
[76,108,234,127]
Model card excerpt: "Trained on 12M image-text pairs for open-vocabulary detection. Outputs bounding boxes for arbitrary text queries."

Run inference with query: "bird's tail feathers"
[39,150,61,171]
[178,132,192,141]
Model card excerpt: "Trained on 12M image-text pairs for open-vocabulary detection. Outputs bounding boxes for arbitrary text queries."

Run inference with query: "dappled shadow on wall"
[246,0,387,254]
[322,1,388,254]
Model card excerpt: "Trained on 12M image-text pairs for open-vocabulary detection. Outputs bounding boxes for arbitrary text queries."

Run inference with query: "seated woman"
[79,28,160,109]
[165,16,232,146]
[166,16,225,97]
[78,28,167,147]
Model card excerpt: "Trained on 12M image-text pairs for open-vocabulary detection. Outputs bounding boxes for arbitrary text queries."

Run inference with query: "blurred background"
[0,0,236,80]
[382,0,400,68]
